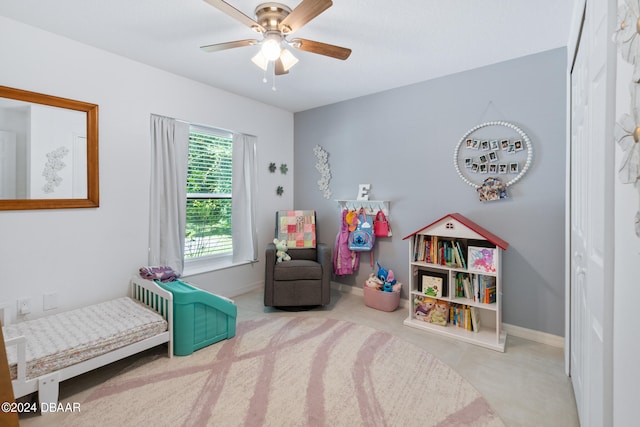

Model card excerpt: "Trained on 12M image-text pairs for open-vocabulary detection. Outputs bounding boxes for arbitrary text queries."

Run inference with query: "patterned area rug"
[61,317,504,426]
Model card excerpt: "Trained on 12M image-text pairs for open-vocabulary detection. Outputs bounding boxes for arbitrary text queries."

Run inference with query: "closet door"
[569,0,615,425]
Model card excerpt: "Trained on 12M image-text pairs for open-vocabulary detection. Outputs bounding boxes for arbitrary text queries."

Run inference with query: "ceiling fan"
[200,0,352,77]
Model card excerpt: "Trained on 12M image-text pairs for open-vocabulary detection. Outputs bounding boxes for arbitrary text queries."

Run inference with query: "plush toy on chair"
[273,238,291,263]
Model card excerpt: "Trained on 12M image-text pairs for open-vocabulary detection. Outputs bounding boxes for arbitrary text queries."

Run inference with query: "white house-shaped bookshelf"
[402,213,509,352]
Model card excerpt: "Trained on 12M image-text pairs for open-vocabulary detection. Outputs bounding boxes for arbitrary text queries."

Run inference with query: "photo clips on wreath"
[453,121,533,202]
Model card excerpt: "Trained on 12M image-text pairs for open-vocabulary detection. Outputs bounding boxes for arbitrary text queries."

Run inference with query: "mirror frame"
[0,86,99,210]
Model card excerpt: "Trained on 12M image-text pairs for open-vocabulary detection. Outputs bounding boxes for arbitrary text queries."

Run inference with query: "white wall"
[0,16,294,322]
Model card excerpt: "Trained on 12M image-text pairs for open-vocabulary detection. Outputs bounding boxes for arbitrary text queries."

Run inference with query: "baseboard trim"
[331,281,362,296]
[332,282,563,348]
[502,323,564,348]
[209,280,262,299]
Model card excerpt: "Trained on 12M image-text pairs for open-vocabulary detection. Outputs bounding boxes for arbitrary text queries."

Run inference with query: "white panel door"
[569,1,615,425]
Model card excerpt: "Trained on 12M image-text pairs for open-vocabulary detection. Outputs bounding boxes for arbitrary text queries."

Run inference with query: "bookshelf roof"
[402,212,509,250]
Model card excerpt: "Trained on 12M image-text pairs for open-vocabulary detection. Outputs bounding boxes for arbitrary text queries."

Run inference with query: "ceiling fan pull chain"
[272,62,277,91]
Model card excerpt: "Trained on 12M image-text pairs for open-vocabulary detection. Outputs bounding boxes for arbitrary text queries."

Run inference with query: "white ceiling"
[0,0,575,112]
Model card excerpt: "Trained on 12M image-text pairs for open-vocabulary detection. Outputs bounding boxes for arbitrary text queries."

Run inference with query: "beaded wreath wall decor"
[453,121,533,202]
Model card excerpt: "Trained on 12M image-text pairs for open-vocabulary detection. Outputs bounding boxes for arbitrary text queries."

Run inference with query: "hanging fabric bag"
[348,210,375,251]
[373,210,391,237]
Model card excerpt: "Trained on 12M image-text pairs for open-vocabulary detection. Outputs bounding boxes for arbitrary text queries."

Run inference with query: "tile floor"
[19,286,579,427]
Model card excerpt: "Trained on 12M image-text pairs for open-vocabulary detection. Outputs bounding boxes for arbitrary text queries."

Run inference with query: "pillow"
[277,210,316,248]
[139,266,180,282]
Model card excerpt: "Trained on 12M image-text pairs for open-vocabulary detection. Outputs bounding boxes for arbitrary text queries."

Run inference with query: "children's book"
[429,300,449,326]
[414,296,449,326]
[470,307,480,332]
[468,246,497,273]
[485,287,496,304]
[422,275,443,298]
[455,241,467,269]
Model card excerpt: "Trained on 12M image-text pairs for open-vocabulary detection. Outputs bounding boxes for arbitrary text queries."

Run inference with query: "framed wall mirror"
[0,86,99,210]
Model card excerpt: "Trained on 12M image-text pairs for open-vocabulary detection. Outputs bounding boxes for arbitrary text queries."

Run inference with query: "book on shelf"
[454,272,474,301]
[450,304,471,331]
[450,304,480,332]
[430,236,437,264]
[419,270,448,297]
[413,235,467,269]
[468,246,498,273]
[485,287,496,304]
[472,274,479,302]
[413,295,449,326]
[478,275,496,304]
[455,241,467,269]
[452,241,463,268]
[470,307,480,332]
[455,273,463,298]
[464,275,472,300]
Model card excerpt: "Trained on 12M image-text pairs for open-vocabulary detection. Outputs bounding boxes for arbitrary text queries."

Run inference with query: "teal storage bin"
[155,279,237,356]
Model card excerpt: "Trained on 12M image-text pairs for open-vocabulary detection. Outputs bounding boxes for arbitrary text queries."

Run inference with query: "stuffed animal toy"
[376,261,388,282]
[273,238,291,263]
[365,273,384,290]
[375,262,398,291]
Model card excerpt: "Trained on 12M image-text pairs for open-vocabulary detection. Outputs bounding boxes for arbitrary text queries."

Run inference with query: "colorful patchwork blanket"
[277,210,316,248]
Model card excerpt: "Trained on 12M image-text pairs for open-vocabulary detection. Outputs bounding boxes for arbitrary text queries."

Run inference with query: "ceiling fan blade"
[279,0,333,34]
[274,58,289,75]
[200,39,259,53]
[202,0,265,32]
[290,38,351,60]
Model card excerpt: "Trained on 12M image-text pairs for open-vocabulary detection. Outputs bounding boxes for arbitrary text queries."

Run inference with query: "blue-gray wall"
[293,48,567,336]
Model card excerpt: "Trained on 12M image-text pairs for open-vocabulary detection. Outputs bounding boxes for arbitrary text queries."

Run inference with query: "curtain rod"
[150,113,256,138]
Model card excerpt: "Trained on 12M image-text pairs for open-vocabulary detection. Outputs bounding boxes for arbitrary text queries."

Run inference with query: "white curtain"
[232,133,258,263]
[148,115,190,274]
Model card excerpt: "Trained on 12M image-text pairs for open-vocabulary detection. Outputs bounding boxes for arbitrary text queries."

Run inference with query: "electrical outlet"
[17,298,31,315]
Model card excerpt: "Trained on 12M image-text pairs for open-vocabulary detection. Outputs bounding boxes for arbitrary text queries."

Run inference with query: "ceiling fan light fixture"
[280,48,299,71]
[261,36,282,61]
[251,51,269,71]
[202,0,352,85]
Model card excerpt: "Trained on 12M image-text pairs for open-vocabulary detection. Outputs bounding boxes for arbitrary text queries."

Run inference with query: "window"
[184,126,233,260]
[150,114,255,274]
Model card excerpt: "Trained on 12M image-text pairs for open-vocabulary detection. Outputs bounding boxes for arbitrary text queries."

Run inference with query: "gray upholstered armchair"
[264,210,332,308]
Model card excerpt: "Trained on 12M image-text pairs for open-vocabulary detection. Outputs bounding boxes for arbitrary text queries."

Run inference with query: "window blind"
[185,128,233,259]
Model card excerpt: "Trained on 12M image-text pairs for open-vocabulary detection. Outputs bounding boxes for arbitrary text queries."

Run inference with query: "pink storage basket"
[363,285,400,312]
